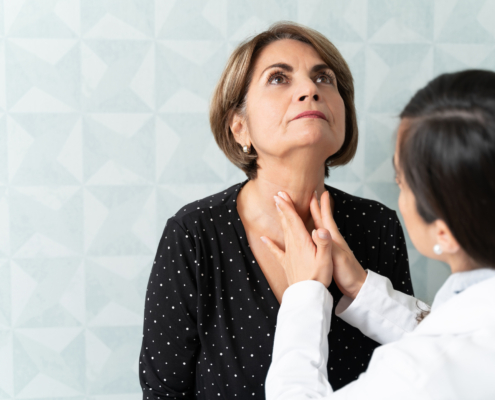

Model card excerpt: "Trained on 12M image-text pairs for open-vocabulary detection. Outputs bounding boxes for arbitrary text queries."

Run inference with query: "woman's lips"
[292,110,327,121]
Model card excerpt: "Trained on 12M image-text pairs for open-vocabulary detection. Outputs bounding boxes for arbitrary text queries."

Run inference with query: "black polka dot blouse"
[139,180,413,399]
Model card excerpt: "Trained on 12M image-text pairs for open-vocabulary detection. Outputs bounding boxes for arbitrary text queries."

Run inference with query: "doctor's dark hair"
[399,69,495,269]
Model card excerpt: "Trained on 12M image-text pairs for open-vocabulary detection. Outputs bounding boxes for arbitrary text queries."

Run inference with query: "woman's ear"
[230,112,251,147]
[434,219,461,254]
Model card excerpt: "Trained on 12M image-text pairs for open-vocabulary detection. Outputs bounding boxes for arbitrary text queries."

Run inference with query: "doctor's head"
[394,69,495,271]
[210,22,358,180]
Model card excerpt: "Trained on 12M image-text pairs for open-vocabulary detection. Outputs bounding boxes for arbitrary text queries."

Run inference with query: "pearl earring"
[243,145,250,154]
[433,244,443,255]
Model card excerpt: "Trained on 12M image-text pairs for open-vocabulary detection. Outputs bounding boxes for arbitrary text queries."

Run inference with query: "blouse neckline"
[228,180,344,306]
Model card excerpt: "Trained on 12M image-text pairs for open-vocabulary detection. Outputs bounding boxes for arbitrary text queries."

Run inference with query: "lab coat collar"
[413,274,495,336]
[431,268,495,311]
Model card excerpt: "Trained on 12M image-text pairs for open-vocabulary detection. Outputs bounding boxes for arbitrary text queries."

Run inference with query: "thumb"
[312,228,334,286]
[260,236,285,265]
[312,228,332,250]
[313,228,333,263]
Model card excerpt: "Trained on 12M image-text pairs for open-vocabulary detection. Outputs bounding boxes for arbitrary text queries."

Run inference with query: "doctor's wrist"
[347,269,368,300]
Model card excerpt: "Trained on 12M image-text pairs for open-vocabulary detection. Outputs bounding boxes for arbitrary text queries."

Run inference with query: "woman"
[139,22,414,399]
[264,69,495,399]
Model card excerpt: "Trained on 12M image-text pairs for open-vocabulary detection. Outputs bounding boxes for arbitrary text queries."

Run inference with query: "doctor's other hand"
[311,190,367,299]
[261,193,334,288]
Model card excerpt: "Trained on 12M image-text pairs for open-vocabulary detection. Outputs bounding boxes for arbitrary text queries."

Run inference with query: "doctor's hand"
[261,193,334,288]
[311,190,367,299]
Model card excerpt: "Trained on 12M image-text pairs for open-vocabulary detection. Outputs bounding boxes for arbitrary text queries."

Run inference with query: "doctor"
[262,69,495,399]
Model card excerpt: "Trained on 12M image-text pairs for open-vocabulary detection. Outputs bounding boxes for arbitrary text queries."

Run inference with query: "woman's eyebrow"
[311,63,332,73]
[258,62,333,80]
[260,63,293,77]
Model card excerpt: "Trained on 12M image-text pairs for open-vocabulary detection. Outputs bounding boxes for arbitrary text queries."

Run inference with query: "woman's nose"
[299,94,319,101]
[297,80,320,102]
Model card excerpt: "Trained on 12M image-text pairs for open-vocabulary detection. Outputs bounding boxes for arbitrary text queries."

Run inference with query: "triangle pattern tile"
[435,0,494,43]
[368,0,434,41]
[367,44,432,113]
[0,261,10,328]
[6,2,76,38]
[81,0,153,38]
[0,116,6,185]
[11,258,83,328]
[83,186,153,256]
[81,40,152,112]
[157,114,222,184]
[156,0,224,40]
[6,41,81,111]
[9,187,83,256]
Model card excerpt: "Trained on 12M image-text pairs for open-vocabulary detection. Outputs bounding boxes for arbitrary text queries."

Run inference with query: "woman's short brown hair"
[209,21,358,180]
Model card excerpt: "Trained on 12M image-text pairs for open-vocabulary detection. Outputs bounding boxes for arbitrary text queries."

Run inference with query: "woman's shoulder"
[168,181,245,228]
[325,184,399,223]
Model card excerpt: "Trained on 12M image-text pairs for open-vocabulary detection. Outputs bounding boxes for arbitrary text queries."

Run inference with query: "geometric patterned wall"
[1,0,494,398]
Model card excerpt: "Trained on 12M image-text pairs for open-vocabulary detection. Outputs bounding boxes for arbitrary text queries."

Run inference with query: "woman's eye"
[268,73,288,85]
[316,74,334,84]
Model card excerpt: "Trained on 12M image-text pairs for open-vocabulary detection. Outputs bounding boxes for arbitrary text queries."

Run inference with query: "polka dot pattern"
[139,181,414,399]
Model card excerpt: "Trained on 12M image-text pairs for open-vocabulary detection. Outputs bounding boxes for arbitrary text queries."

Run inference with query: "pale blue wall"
[1,0,494,398]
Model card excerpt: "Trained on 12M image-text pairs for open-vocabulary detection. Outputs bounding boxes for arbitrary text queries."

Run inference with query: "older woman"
[139,22,413,399]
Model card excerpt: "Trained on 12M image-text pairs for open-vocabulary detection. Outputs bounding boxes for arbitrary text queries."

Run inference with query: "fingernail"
[273,195,279,204]
[260,236,267,244]
[312,229,316,237]
[278,191,289,201]
[318,230,329,239]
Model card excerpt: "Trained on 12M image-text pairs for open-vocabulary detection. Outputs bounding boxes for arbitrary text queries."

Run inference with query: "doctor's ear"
[434,219,461,255]
[230,112,251,148]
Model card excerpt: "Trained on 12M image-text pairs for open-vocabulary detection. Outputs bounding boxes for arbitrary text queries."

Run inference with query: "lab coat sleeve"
[265,280,427,400]
[266,280,334,399]
[335,270,429,344]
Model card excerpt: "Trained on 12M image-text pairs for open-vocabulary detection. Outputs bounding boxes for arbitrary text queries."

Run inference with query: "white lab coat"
[266,270,495,399]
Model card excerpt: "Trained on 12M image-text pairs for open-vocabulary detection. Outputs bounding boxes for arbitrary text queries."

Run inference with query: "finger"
[277,191,299,242]
[310,191,324,230]
[320,191,349,249]
[277,191,295,211]
[312,228,333,278]
[274,195,310,242]
[274,196,290,246]
[260,236,285,264]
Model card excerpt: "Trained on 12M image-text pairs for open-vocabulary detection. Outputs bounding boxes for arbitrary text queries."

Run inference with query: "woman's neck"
[236,162,328,238]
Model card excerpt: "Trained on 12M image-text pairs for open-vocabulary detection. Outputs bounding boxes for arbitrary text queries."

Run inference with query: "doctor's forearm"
[335,270,427,344]
[266,280,334,400]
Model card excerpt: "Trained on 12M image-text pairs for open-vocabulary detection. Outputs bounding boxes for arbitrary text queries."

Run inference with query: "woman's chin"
[290,127,340,149]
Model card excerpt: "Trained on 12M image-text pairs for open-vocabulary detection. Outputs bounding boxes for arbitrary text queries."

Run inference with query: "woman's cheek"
[399,188,430,256]
[398,189,407,221]
[334,96,346,145]
[398,189,414,241]
[252,96,286,132]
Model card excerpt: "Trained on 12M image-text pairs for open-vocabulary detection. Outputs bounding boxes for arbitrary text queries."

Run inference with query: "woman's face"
[237,39,346,166]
